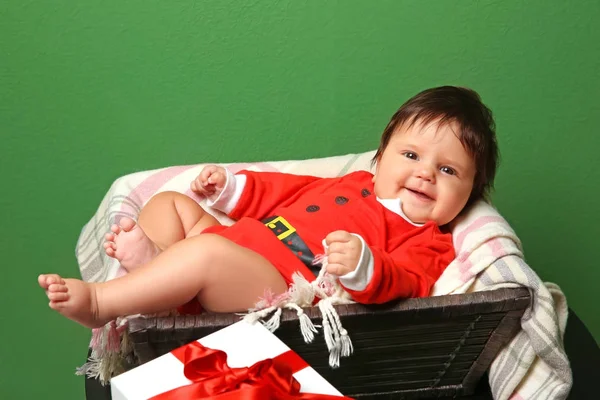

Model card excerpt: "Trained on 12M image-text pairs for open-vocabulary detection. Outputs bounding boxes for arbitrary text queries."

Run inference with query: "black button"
[306,205,320,212]
[335,196,349,205]
[361,189,371,197]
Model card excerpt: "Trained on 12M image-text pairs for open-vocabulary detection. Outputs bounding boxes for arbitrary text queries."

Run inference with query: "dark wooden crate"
[127,287,530,399]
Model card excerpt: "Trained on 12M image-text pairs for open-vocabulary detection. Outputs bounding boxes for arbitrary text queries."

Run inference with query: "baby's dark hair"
[372,86,499,206]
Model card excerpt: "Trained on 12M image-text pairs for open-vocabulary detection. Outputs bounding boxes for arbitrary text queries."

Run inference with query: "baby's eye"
[440,166,456,175]
[403,152,418,160]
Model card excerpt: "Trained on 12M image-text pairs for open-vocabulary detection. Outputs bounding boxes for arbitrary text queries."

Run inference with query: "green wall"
[2,1,598,398]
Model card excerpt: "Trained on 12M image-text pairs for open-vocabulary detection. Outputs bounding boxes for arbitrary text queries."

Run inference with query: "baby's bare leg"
[105,191,221,270]
[138,191,220,250]
[101,234,288,315]
[40,233,288,328]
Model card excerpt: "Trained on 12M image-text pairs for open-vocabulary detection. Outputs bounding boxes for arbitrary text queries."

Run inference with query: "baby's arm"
[334,228,455,304]
[191,167,246,215]
[191,167,322,219]
[227,170,321,220]
[191,165,228,198]
[323,231,364,276]
[323,231,378,300]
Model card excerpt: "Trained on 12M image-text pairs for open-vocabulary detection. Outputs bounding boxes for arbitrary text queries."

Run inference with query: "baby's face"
[373,119,476,226]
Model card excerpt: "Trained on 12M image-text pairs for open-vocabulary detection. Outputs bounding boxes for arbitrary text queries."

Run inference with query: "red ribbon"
[150,341,353,399]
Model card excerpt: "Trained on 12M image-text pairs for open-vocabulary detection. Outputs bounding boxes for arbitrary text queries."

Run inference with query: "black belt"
[262,216,321,275]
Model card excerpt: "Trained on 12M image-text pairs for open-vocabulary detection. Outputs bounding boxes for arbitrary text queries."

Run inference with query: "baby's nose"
[416,166,434,181]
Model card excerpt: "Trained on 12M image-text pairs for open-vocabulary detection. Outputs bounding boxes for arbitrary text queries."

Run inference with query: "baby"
[39,86,498,329]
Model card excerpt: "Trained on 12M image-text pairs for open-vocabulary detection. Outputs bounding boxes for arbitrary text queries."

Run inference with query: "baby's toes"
[39,274,64,289]
[104,241,116,252]
[49,275,65,286]
[38,274,48,288]
[119,217,136,231]
[48,283,68,293]
[110,224,122,235]
[49,300,66,310]
[48,290,69,302]
[105,232,116,242]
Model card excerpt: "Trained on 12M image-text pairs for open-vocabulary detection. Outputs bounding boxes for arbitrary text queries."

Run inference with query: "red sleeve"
[341,224,455,304]
[228,170,321,221]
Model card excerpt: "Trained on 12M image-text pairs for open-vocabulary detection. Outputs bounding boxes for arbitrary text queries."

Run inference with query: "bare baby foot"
[38,274,109,328]
[104,217,159,271]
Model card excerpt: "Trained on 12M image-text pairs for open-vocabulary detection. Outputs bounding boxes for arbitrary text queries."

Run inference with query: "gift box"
[111,320,348,399]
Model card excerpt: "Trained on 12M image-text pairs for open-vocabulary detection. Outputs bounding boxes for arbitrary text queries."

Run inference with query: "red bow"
[150,341,353,399]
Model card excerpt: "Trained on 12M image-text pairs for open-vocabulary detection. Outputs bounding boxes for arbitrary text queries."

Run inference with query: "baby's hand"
[191,165,227,197]
[324,230,363,276]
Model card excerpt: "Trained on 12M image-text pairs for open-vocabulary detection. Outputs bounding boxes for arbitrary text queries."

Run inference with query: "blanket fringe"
[243,255,355,368]
[285,302,319,343]
[76,318,133,385]
[262,307,283,332]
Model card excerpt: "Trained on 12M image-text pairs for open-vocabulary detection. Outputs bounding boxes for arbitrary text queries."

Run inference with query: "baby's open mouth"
[407,188,434,201]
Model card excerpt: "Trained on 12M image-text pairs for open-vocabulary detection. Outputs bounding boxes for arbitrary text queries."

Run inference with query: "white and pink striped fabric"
[431,201,572,399]
[75,150,572,399]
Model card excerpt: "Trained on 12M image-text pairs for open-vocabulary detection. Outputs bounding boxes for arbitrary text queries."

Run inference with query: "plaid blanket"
[431,201,572,399]
[75,151,572,398]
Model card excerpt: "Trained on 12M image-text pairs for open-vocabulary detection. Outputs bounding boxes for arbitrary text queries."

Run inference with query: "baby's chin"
[404,211,443,226]
[402,211,429,225]
[400,200,446,225]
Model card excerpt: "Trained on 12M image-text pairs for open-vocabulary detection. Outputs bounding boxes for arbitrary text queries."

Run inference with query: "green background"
[2,1,598,398]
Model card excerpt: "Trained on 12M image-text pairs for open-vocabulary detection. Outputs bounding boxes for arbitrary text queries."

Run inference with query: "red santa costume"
[201,169,455,304]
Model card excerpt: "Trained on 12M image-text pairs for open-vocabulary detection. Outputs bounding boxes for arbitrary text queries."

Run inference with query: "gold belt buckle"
[265,216,296,240]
